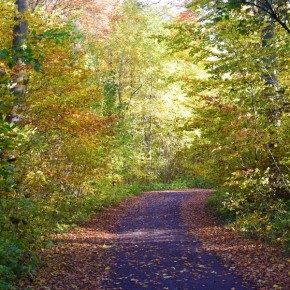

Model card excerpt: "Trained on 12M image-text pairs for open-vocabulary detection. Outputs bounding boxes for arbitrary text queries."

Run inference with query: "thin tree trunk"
[118,56,124,104]
[8,0,28,123]
[260,1,287,195]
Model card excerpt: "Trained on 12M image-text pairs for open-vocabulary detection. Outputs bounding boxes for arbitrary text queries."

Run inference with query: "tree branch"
[238,0,290,34]
[127,84,143,109]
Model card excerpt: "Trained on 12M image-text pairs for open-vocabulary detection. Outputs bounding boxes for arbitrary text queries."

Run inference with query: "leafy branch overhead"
[188,0,290,33]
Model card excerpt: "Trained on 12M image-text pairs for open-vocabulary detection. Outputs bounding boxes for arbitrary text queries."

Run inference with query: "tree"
[5,0,28,123]
[165,0,290,245]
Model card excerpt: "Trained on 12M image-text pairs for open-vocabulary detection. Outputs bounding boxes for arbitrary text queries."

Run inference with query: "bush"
[0,241,34,290]
[206,189,235,223]
[0,180,143,288]
[169,177,213,189]
[206,185,290,252]
[232,199,290,251]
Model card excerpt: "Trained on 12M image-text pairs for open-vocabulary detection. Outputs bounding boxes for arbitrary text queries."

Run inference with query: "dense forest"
[0,0,289,288]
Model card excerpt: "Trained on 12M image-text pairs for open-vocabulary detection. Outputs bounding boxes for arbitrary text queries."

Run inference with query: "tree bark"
[8,0,28,123]
[260,1,289,195]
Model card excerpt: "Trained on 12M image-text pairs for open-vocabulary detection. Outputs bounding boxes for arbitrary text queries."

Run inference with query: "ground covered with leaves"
[22,190,289,289]
[182,190,290,290]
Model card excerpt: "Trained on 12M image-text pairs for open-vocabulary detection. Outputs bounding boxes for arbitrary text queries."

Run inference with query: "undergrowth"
[142,177,213,191]
[206,189,290,253]
[1,177,210,289]
[0,182,141,290]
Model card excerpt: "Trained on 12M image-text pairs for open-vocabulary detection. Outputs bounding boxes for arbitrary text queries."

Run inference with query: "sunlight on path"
[118,228,186,242]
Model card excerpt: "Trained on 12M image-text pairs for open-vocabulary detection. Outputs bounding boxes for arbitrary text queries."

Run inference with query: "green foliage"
[102,73,118,116]
[232,201,290,250]
[0,120,32,195]
[142,177,212,191]
[169,177,212,189]
[206,189,235,224]
[206,187,290,251]
[165,0,290,252]
[0,179,142,288]
[53,182,141,228]
[0,241,35,290]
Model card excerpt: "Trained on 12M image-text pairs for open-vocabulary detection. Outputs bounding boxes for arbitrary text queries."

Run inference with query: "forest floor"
[23,189,290,290]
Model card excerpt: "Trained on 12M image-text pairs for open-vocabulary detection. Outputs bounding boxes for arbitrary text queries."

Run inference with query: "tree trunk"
[8,0,28,123]
[260,1,289,195]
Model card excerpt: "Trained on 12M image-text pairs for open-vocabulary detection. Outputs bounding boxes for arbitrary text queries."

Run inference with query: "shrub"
[0,241,34,290]
[206,189,235,223]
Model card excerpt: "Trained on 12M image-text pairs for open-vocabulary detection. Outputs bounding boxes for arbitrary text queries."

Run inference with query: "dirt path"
[23,189,289,289]
[100,190,251,289]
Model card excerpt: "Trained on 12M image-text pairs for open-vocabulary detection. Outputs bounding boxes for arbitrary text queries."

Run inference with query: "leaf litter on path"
[182,189,290,290]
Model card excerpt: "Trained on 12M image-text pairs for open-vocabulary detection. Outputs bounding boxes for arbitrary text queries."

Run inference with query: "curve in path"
[100,191,254,289]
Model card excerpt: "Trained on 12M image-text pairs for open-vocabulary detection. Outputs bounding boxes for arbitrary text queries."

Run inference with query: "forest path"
[24,189,289,289]
[99,190,251,289]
